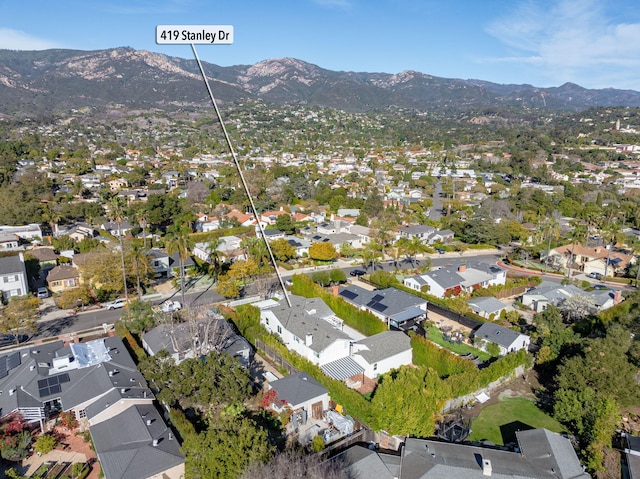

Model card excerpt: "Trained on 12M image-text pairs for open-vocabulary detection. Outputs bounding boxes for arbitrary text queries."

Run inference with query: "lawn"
[427,326,491,361]
[468,397,565,445]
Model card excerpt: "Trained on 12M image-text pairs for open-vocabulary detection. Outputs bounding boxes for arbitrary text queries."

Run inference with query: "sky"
[1,0,640,91]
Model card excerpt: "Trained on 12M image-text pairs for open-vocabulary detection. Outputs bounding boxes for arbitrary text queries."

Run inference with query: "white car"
[161,300,182,313]
[103,298,128,310]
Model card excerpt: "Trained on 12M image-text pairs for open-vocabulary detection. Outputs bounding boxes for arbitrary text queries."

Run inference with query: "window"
[373,363,378,371]
[277,325,282,334]
[78,409,87,419]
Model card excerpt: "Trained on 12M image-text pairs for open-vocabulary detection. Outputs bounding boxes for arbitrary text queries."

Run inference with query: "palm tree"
[206,236,223,281]
[601,220,622,281]
[166,220,191,305]
[108,197,128,301]
[128,241,152,299]
[566,221,588,278]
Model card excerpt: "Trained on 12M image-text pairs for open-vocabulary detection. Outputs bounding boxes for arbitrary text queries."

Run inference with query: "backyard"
[467,397,565,445]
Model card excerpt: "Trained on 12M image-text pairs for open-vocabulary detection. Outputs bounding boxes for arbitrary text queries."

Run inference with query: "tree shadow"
[499,421,534,446]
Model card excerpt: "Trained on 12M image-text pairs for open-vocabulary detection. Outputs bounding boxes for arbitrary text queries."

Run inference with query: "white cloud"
[484,0,640,89]
[0,28,64,50]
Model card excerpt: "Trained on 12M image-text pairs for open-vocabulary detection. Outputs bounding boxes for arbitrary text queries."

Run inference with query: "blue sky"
[1,0,639,90]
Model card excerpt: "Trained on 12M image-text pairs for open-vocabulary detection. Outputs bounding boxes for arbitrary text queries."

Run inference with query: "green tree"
[274,214,295,234]
[34,434,57,455]
[0,296,39,342]
[183,415,274,479]
[166,221,191,305]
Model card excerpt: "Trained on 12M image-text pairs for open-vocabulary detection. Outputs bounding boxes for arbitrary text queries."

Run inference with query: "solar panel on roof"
[340,290,358,300]
[37,373,71,397]
[371,294,384,302]
[0,357,7,379]
[7,352,20,370]
[371,303,388,313]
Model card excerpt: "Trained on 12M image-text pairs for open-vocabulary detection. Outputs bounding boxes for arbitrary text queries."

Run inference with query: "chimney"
[152,439,158,447]
[332,285,339,296]
[305,333,313,346]
[614,290,622,304]
[146,419,152,426]
[458,264,467,273]
[482,459,492,476]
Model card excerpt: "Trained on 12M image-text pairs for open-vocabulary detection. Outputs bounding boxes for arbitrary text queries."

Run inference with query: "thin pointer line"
[191,43,292,308]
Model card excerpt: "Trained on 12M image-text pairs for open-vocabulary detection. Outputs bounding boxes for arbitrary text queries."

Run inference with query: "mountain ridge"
[1,47,639,116]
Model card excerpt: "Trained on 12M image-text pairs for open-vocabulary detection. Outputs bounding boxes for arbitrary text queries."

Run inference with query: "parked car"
[435,248,446,254]
[587,272,603,280]
[350,269,366,277]
[154,300,182,313]
[36,287,49,298]
[103,298,128,310]
[0,334,30,347]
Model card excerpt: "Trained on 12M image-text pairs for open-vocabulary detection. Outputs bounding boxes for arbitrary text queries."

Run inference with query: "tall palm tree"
[567,221,588,278]
[206,236,223,281]
[128,241,152,299]
[601,220,622,280]
[108,197,128,301]
[166,220,191,305]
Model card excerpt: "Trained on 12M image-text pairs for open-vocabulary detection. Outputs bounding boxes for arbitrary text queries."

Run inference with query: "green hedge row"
[114,320,147,363]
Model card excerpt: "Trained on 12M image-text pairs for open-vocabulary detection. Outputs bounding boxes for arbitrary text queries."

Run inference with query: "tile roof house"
[404,263,507,299]
[472,322,530,356]
[331,428,590,479]
[0,253,28,300]
[545,243,635,277]
[338,284,428,331]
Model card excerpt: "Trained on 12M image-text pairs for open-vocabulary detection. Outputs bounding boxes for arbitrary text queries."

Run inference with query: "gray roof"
[473,323,525,349]
[400,224,436,236]
[0,337,152,420]
[329,445,397,479]
[90,403,184,479]
[354,331,412,364]
[400,431,590,479]
[421,269,465,290]
[269,371,328,407]
[467,296,506,315]
[265,296,351,353]
[517,428,590,479]
[338,285,427,321]
[0,254,24,275]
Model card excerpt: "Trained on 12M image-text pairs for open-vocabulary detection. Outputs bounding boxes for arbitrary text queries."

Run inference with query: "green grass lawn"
[468,397,565,445]
[427,326,491,361]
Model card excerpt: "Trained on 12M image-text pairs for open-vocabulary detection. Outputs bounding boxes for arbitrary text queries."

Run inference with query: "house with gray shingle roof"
[351,331,412,378]
[472,322,530,356]
[338,284,428,330]
[89,403,184,479]
[467,296,508,319]
[261,296,414,380]
[0,253,28,300]
[404,263,506,298]
[330,428,589,479]
[267,371,330,420]
[522,281,623,313]
[260,295,352,366]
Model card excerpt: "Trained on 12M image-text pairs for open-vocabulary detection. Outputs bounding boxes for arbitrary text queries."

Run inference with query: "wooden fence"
[255,338,299,376]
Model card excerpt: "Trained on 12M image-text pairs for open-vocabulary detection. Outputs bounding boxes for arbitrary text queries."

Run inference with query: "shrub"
[311,434,325,452]
[34,433,57,455]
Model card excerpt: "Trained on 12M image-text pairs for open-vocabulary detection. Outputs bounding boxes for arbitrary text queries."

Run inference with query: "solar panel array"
[340,289,358,300]
[0,352,21,379]
[37,373,70,397]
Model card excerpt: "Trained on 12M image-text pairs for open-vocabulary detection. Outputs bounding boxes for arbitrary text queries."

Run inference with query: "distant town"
[1,96,640,479]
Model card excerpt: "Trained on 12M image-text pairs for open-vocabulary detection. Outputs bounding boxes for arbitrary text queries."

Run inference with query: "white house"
[404,263,507,299]
[0,253,29,300]
[267,371,330,421]
[472,323,530,356]
[260,296,352,366]
[350,331,412,378]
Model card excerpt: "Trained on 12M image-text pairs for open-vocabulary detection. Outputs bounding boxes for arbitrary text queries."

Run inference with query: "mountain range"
[1,46,640,117]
